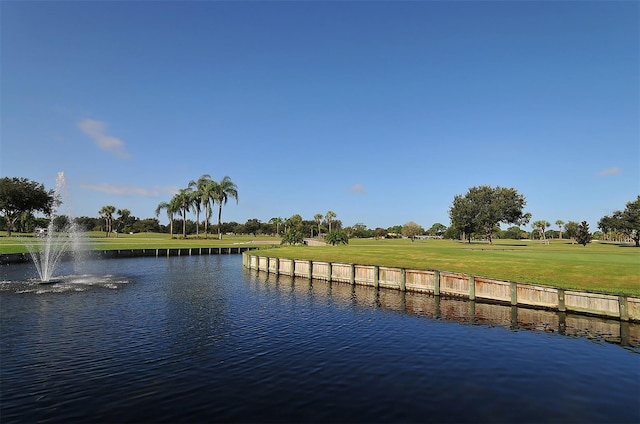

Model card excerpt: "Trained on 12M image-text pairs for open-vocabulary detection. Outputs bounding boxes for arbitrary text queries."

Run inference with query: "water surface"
[1,255,638,423]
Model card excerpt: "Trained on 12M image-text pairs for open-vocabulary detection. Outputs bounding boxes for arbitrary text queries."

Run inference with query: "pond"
[1,255,638,423]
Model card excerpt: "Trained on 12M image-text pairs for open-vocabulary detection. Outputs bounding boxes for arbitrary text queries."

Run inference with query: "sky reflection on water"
[1,255,638,423]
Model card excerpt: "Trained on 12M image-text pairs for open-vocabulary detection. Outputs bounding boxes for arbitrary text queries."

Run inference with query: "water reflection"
[2,257,638,424]
[249,270,640,350]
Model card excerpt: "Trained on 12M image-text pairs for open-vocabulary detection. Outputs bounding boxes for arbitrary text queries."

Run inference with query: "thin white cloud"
[77,119,131,159]
[349,183,367,194]
[80,183,177,197]
[597,167,620,176]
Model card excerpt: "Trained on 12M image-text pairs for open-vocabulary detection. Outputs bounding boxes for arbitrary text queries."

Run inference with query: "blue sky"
[2,1,638,231]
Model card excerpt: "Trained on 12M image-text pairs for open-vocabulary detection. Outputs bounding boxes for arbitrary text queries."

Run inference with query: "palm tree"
[556,220,565,240]
[314,213,323,237]
[99,205,116,238]
[325,210,336,233]
[173,188,194,238]
[269,217,283,236]
[188,174,214,238]
[212,176,238,240]
[200,180,218,239]
[532,220,551,243]
[155,201,179,238]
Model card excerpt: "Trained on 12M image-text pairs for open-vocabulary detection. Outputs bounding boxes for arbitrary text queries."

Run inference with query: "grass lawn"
[0,232,280,254]
[257,238,640,297]
[2,234,638,296]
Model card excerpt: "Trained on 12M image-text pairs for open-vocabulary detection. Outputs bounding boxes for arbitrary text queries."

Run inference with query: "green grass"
[2,234,638,296]
[256,238,640,296]
[0,232,279,254]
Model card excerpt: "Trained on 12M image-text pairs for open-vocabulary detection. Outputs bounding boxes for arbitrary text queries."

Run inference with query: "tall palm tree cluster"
[154,175,238,239]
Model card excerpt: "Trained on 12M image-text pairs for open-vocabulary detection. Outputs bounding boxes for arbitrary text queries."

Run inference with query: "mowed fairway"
[259,238,640,296]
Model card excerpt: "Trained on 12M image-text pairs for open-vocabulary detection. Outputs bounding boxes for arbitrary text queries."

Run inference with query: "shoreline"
[243,252,640,323]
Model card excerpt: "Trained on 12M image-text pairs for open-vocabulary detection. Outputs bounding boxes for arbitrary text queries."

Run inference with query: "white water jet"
[23,172,84,283]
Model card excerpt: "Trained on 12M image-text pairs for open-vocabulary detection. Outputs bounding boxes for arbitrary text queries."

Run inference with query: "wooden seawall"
[243,253,640,322]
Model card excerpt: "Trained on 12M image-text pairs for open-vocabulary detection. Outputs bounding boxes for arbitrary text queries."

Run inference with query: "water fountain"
[23,172,84,283]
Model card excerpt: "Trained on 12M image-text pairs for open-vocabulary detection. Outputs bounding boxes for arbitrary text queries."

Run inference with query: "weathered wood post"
[400,268,406,291]
[510,282,517,306]
[308,260,313,280]
[327,262,332,283]
[469,275,476,301]
[373,265,379,289]
[619,296,629,321]
[557,288,566,312]
[350,264,356,285]
[434,270,440,296]
[558,312,566,334]
[274,257,280,275]
[620,321,630,345]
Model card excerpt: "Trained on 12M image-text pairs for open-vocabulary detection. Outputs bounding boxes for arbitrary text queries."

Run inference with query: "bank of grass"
[1,234,638,296]
[256,238,640,297]
[0,232,279,254]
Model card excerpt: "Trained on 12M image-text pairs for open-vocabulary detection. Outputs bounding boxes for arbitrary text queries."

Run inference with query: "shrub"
[325,230,349,245]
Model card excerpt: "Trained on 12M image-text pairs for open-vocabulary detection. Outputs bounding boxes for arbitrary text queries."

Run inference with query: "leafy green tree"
[387,225,403,237]
[244,218,261,236]
[443,225,460,240]
[325,229,349,245]
[116,208,132,234]
[427,223,447,237]
[598,215,618,241]
[19,211,37,233]
[99,205,116,237]
[564,221,579,241]
[350,222,370,238]
[74,216,101,232]
[281,228,304,245]
[576,221,592,246]
[52,215,70,232]
[555,220,565,239]
[132,218,160,233]
[0,177,55,236]
[402,221,423,241]
[448,195,475,242]
[373,227,387,239]
[502,226,526,240]
[449,185,531,244]
[212,176,238,240]
[285,214,304,233]
[598,196,640,247]
[300,219,315,238]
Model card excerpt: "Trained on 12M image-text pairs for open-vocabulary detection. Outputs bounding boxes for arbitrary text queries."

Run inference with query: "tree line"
[1,176,638,246]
